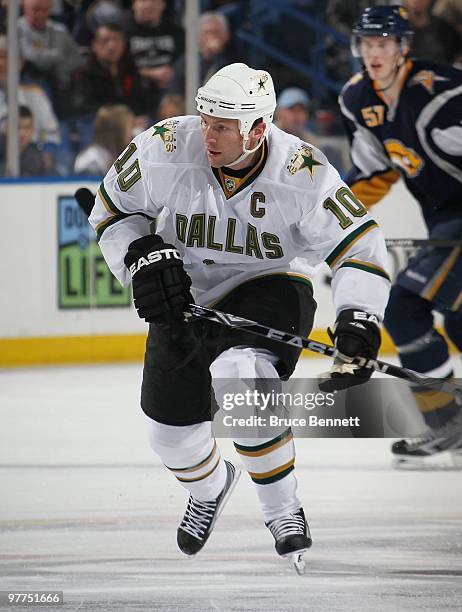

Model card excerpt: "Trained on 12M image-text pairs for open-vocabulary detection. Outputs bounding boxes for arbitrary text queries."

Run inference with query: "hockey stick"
[75,187,95,216]
[74,187,461,397]
[386,238,462,248]
[189,304,462,399]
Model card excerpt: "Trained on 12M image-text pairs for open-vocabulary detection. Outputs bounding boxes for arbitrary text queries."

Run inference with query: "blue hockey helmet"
[351,5,413,57]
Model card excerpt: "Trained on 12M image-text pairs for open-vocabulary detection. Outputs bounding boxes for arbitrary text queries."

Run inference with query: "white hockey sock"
[146,419,227,501]
[234,432,301,522]
[211,346,301,521]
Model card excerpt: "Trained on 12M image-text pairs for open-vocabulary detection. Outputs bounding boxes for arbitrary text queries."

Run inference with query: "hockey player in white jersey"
[89,63,390,567]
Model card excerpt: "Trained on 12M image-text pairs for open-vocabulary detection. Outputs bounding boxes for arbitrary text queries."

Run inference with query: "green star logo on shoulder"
[152,119,179,153]
[152,125,169,137]
[300,149,323,179]
[287,145,323,180]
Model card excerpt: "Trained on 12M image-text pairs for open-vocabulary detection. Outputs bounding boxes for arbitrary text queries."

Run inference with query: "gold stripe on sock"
[176,455,221,483]
[167,441,217,474]
[248,458,295,481]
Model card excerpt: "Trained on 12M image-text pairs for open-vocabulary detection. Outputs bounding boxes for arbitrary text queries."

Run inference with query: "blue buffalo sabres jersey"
[339,60,462,228]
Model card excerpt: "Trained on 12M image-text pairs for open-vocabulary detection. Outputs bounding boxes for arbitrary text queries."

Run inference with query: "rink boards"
[2,178,453,367]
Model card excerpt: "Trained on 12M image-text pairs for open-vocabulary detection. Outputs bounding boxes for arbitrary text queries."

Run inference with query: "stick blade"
[74,188,95,217]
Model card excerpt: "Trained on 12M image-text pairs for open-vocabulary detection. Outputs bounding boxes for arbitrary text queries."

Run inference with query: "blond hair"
[92,104,134,159]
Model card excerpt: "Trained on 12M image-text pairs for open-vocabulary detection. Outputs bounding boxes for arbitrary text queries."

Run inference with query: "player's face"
[360,36,403,82]
[200,114,244,167]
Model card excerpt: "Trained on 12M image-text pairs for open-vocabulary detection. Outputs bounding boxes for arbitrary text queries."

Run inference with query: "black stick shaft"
[189,304,462,399]
[76,193,460,395]
[386,238,462,248]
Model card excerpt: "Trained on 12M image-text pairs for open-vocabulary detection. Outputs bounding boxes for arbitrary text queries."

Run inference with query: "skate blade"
[392,449,462,470]
[281,548,309,575]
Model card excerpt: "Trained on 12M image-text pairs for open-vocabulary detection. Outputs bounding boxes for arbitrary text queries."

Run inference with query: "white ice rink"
[1,357,462,612]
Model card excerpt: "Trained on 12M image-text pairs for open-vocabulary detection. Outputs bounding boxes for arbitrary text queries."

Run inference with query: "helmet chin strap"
[225,133,265,168]
[373,52,406,93]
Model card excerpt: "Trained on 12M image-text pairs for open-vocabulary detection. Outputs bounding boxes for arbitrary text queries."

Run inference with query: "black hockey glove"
[318,309,381,392]
[124,234,193,326]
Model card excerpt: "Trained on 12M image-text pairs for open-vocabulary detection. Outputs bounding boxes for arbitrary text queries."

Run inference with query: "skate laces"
[179,496,217,541]
[267,511,305,541]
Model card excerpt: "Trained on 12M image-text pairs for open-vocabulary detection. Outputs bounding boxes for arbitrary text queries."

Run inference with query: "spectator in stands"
[207,0,248,33]
[433,0,462,36]
[0,38,60,170]
[403,0,461,64]
[71,23,151,123]
[433,0,462,65]
[325,0,396,34]
[275,87,350,176]
[0,1,5,33]
[125,0,184,96]
[274,87,316,142]
[168,12,238,96]
[156,93,185,121]
[74,104,134,175]
[73,0,125,48]
[0,106,51,176]
[17,105,51,175]
[18,0,84,118]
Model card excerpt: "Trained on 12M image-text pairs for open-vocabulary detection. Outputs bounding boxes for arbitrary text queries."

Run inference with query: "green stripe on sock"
[250,464,294,485]
[233,428,292,453]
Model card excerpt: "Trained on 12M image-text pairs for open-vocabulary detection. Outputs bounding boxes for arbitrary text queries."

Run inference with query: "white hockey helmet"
[196,63,276,141]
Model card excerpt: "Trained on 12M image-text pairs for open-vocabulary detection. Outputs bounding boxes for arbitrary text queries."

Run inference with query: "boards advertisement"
[57,195,131,309]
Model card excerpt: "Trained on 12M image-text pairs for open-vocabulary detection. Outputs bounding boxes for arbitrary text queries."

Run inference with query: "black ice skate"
[266,508,312,574]
[392,410,462,470]
[177,460,240,555]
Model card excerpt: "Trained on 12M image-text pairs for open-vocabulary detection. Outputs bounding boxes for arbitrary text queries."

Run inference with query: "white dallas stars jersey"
[89,116,390,317]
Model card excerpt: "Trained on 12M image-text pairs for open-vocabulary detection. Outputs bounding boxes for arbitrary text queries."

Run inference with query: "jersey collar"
[212,139,268,200]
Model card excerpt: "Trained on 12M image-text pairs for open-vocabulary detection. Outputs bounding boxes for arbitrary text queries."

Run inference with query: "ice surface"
[1,358,462,611]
